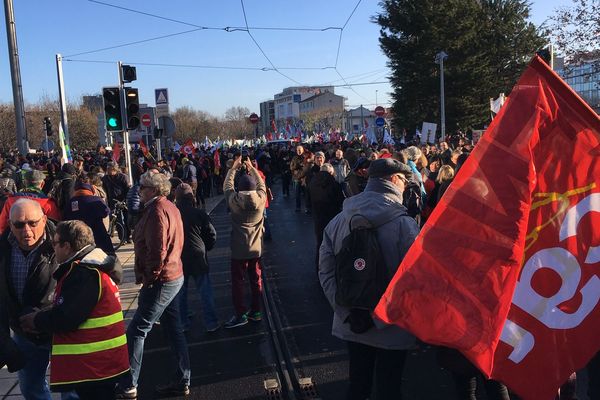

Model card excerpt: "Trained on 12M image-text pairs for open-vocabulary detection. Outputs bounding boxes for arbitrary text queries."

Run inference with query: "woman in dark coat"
[175,183,219,332]
[309,163,344,268]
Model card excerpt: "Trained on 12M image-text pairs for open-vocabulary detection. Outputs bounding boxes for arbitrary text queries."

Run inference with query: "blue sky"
[0,0,572,117]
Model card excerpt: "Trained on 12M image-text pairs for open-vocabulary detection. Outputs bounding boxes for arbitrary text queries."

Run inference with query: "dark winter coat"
[0,223,58,345]
[102,173,129,207]
[177,200,217,276]
[309,171,344,238]
[63,191,114,256]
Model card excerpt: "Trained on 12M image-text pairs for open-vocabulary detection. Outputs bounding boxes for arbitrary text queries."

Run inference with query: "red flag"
[271,119,277,133]
[374,56,600,400]
[139,139,149,157]
[182,139,195,155]
[112,142,121,163]
[213,148,221,171]
[364,119,369,129]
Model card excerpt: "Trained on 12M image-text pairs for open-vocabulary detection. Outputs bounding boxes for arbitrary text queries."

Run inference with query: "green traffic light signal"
[102,87,123,132]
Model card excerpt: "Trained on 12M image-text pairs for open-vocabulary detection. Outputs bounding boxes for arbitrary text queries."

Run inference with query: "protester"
[344,157,370,197]
[116,172,190,398]
[319,158,420,400]
[0,169,62,234]
[309,163,344,268]
[222,156,266,328]
[175,183,219,333]
[0,199,77,399]
[290,145,308,212]
[19,220,129,400]
[63,173,114,256]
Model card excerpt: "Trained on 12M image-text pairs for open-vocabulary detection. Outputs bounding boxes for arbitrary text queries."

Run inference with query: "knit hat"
[368,158,412,179]
[74,181,94,192]
[238,174,257,191]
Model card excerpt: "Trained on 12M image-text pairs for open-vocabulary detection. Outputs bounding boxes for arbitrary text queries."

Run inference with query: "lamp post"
[435,51,448,142]
[376,90,378,106]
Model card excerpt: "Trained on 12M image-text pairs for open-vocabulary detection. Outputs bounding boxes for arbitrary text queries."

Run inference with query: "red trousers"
[231,258,262,316]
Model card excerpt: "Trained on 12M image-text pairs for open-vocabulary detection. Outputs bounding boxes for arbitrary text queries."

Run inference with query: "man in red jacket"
[0,170,61,234]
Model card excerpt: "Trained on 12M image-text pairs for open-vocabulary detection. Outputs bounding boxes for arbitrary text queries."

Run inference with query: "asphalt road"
[135,182,592,400]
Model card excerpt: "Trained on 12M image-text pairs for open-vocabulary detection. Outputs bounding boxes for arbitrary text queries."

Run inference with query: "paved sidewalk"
[0,194,224,399]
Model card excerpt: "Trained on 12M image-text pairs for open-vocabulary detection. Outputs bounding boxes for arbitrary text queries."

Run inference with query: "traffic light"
[121,65,137,83]
[125,87,140,130]
[43,117,52,136]
[102,87,123,132]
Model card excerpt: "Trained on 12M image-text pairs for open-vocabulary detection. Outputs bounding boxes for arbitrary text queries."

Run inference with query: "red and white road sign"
[249,113,259,124]
[375,106,386,117]
[141,114,152,127]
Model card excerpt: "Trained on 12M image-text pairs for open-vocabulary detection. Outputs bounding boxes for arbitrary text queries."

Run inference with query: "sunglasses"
[11,218,43,229]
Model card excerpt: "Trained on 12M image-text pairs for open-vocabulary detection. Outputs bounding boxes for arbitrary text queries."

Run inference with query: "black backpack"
[334,215,389,310]
[403,181,423,219]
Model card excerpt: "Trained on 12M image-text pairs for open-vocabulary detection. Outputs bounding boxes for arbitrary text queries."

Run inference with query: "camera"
[241,150,249,162]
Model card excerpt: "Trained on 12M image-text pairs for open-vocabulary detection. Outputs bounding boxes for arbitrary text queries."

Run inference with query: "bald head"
[9,198,47,251]
[9,198,44,221]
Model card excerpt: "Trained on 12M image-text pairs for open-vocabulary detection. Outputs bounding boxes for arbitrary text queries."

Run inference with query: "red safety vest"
[50,264,130,388]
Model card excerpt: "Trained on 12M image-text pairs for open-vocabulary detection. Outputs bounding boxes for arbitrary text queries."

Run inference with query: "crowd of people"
[0,133,597,399]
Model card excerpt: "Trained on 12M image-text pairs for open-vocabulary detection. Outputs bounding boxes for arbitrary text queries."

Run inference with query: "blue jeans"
[12,334,78,400]
[179,273,219,331]
[121,276,190,388]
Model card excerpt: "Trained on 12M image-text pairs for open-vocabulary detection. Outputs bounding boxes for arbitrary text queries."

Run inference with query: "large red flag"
[374,56,600,400]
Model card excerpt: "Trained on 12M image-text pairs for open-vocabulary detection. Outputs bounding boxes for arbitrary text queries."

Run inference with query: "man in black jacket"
[0,198,77,399]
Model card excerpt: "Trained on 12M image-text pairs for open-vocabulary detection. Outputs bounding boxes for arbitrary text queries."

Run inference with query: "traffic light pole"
[118,61,133,184]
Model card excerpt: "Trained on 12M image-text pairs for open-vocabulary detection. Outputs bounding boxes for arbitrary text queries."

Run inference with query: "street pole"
[56,54,71,154]
[118,61,133,184]
[4,0,28,154]
[376,90,378,107]
[435,51,448,142]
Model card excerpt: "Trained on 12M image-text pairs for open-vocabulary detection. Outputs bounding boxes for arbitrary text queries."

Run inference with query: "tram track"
[261,259,320,400]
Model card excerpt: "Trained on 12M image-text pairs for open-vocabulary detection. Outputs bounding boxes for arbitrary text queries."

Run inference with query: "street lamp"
[376,90,378,106]
[435,51,448,142]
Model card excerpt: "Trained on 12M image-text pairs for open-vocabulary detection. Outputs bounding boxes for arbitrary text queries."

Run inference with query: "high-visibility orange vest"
[50,264,130,389]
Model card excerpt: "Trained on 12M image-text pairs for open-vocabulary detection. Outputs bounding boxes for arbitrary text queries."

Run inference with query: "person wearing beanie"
[318,157,419,400]
[222,156,267,329]
[343,157,370,197]
[62,173,116,258]
[174,183,219,333]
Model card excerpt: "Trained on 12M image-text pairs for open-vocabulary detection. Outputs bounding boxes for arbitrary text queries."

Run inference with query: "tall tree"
[375,0,546,135]
[549,0,600,67]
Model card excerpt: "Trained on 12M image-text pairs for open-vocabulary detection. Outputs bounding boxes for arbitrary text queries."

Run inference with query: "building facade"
[259,100,275,135]
[274,86,334,121]
[344,106,376,135]
[554,56,600,114]
[299,91,345,115]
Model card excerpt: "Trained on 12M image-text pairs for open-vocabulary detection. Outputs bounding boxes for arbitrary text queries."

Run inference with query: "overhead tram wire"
[335,0,362,67]
[88,0,341,33]
[64,28,205,58]
[239,0,302,86]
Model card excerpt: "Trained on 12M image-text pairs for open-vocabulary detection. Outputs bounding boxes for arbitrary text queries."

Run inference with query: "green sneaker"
[245,311,262,322]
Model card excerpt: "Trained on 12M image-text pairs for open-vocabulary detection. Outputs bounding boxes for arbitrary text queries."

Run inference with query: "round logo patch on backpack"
[354,258,366,271]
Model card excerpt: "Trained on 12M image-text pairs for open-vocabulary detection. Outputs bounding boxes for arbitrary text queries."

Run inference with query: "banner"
[57,122,72,165]
[112,142,121,163]
[421,122,437,143]
[374,56,600,400]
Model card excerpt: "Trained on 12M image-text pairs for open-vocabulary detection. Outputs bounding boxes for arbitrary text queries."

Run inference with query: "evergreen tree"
[375,0,546,136]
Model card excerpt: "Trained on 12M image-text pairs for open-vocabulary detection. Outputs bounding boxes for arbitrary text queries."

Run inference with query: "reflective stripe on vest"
[78,311,123,329]
[52,333,127,355]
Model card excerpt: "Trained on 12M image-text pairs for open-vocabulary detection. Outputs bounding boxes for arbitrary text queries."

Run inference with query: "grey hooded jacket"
[319,177,419,349]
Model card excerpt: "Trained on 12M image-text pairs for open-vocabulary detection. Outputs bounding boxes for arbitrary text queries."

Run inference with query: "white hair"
[139,172,171,196]
[404,146,422,161]
[9,198,44,220]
